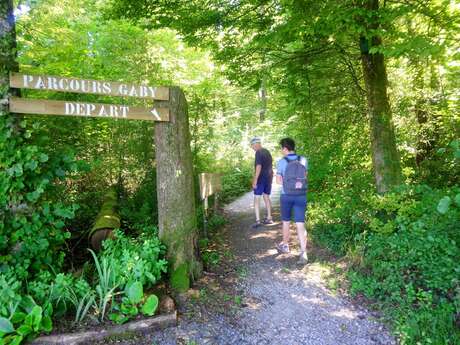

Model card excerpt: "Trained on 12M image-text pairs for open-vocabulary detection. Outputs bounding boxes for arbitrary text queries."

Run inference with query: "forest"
[0,0,459,344]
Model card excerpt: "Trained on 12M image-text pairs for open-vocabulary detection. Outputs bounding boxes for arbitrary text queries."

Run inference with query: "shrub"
[220,164,253,203]
[0,118,81,284]
[99,228,168,289]
[312,184,460,344]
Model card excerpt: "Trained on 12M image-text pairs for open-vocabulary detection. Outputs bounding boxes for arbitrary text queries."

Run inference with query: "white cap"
[250,137,261,145]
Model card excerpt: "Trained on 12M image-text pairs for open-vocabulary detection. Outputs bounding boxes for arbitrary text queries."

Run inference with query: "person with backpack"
[275,137,308,264]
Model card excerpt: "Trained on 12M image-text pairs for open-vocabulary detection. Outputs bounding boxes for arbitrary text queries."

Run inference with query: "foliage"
[109,282,159,324]
[99,228,168,289]
[0,287,53,345]
[219,164,253,203]
[0,113,81,344]
[312,184,460,344]
[0,117,81,282]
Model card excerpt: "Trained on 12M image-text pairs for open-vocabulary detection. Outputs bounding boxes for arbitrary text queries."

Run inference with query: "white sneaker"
[297,251,308,264]
[276,243,290,254]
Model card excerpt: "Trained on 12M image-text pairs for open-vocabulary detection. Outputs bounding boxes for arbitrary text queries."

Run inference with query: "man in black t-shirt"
[250,137,274,228]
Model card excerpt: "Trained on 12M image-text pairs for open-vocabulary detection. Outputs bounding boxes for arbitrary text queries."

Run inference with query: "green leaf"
[10,312,26,324]
[20,296,36,314]
[141,295,159,316]
[13,164,23,177]
[437,196,451,214]
[29,306,43,331]
[41,316,52,332]
[38,153,48,162]
[53,207,74,219]
[16,324,32,336]
[126,282,143,304]
[455,194,460,207]
[55,168,65,177]
[0,317,14,334]
[9,335,23,345]
[108,313,129,325]
[24,160,38,171]
[120,303,138,316]
[455,149,460,159]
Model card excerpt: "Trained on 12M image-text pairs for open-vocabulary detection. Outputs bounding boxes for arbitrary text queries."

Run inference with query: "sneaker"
[297,251,308,265]
[251,221,262,229]
[262,218,274,225]
[276,242,290,254]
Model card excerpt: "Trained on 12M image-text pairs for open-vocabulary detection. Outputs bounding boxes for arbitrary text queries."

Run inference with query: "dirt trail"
[110,185,397,345]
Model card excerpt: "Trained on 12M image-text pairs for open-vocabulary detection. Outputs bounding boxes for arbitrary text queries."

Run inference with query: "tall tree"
[359,0,402,193]
[155,88,202,291]
[106,0,460,192]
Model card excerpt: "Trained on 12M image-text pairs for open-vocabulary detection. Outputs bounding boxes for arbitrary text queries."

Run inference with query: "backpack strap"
[284,157,289,163]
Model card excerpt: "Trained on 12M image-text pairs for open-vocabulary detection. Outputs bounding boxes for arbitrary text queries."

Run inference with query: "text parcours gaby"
[10,72,169,100]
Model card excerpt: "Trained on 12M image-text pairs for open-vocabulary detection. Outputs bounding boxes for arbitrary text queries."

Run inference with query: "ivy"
[0,115,80,283]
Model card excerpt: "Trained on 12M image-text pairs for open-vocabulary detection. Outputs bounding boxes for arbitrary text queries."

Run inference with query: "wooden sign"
[9,97,169,122]
[10,72,169,101]
[199,173,222,200]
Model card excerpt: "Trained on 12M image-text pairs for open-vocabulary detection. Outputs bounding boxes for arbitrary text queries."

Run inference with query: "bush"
[312,184,460,344]
[99,227,168,289]
[0,117,82,284]
[220,164,253,203]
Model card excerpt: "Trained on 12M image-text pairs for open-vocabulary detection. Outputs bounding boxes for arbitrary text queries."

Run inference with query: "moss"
[170,263,190,292]
[100,200,117,210]
[92,214,120,231]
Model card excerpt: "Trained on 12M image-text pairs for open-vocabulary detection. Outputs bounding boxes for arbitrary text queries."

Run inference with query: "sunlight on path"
[144,183,396,345]
[221,182,396,345]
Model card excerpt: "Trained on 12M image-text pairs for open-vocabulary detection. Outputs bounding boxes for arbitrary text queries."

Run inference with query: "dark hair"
[280,137,295,151]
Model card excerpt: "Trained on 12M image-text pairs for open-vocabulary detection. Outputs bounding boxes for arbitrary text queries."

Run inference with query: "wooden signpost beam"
[154,87,201,292]
[10,72,169,100]
[198,173,222,238]
[9,97,169,122]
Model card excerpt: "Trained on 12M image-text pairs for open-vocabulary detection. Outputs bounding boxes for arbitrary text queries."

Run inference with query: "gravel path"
[105,185,397,345]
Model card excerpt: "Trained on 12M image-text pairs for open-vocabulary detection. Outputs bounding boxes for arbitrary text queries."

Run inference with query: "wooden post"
[154,87,201,292]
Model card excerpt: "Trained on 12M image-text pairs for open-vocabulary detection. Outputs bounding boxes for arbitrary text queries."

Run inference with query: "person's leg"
[293,195,308,262]
[278,194,293,252]
[252,182,264,227]
[262,176,273,221]
[262,194,272,221]
[295,222,307,253]
[254,195,261,222]
[282,221,291,244]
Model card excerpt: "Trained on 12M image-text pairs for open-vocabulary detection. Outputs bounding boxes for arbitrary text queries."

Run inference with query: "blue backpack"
[283,156,307,195]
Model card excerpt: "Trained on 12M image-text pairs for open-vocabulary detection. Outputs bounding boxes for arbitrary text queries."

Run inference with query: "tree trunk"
[1,0,19,114]
[154,87,201,292]
[258,77,267,122]
[360,0,402,193]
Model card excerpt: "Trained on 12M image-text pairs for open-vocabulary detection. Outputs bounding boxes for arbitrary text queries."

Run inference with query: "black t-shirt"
[255,148,273,180]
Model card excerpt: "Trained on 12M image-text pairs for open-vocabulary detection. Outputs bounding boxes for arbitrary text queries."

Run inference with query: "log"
[89,187,120,251]
[30,311,177,345]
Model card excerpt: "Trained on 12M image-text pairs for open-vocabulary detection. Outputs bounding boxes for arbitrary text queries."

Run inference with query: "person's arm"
[276,159,284,185]
[253,164,262,189]
[276,174,283,185]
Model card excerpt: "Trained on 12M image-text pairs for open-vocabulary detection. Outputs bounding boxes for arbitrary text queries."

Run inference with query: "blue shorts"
[254,175,272,196]
[280,194,307,222]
